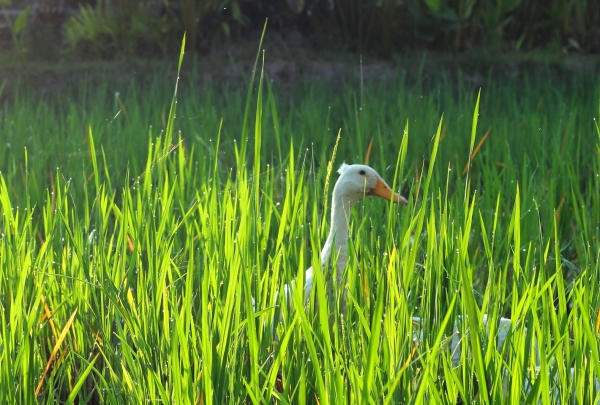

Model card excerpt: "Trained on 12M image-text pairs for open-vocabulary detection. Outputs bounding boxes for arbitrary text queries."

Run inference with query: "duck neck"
[320,193,356,269]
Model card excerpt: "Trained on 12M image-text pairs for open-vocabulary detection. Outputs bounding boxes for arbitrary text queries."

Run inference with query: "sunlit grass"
[0,40,599,403]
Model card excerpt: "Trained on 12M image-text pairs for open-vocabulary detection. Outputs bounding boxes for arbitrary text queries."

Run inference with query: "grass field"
[1,40,600,404]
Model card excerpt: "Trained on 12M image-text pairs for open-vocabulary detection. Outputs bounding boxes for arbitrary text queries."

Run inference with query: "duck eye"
[359,170,366,175]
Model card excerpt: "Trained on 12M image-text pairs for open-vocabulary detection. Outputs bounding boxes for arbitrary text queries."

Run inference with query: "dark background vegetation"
[1,0,599,62]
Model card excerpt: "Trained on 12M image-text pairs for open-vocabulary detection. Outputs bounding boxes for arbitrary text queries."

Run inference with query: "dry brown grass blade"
[462,127,491,176]
[88,325,104,346]
[115,93,129,121]
[127,234,135,253]
[439,123,447,141]
[41,298,58,339]
[35,307,78,397]
[168,138,184,155]
[364,138,374,166]
[402,340,419,370]
[554,192,567,222]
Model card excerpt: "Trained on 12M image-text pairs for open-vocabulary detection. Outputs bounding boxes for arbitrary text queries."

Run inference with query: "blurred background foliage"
[0,0,599,59]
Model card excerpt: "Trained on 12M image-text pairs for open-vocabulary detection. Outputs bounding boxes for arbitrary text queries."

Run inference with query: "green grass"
[1,41,599,403]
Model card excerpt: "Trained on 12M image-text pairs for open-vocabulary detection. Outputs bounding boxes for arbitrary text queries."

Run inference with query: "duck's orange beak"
[369,177,408,204]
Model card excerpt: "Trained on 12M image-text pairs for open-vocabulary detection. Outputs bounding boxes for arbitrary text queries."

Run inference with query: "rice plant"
[0,38,599,404]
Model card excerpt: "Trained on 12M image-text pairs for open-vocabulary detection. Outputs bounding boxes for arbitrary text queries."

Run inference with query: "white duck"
[282,163,407,313]
[269,164,600,401]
